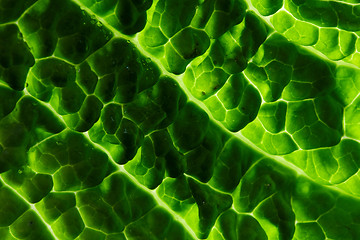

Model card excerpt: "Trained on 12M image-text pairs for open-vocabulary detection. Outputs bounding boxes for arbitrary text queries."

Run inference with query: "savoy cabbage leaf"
[1,0,360,239]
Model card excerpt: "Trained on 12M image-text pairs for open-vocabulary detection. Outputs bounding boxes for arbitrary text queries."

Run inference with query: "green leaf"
[1,0,360,239]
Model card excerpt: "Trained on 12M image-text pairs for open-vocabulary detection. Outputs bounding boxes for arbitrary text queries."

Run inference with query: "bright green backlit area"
[1,0,360,239]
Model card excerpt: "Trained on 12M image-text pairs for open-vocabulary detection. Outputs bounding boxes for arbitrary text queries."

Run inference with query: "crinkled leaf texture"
[1,0,360,239]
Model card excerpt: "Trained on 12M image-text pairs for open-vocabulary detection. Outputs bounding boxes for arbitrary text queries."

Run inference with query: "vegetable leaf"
[1,0,360,239]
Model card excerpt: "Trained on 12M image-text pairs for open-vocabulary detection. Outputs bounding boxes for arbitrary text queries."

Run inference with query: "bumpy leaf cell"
[1,0,360,239]
[0,24,35,90]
